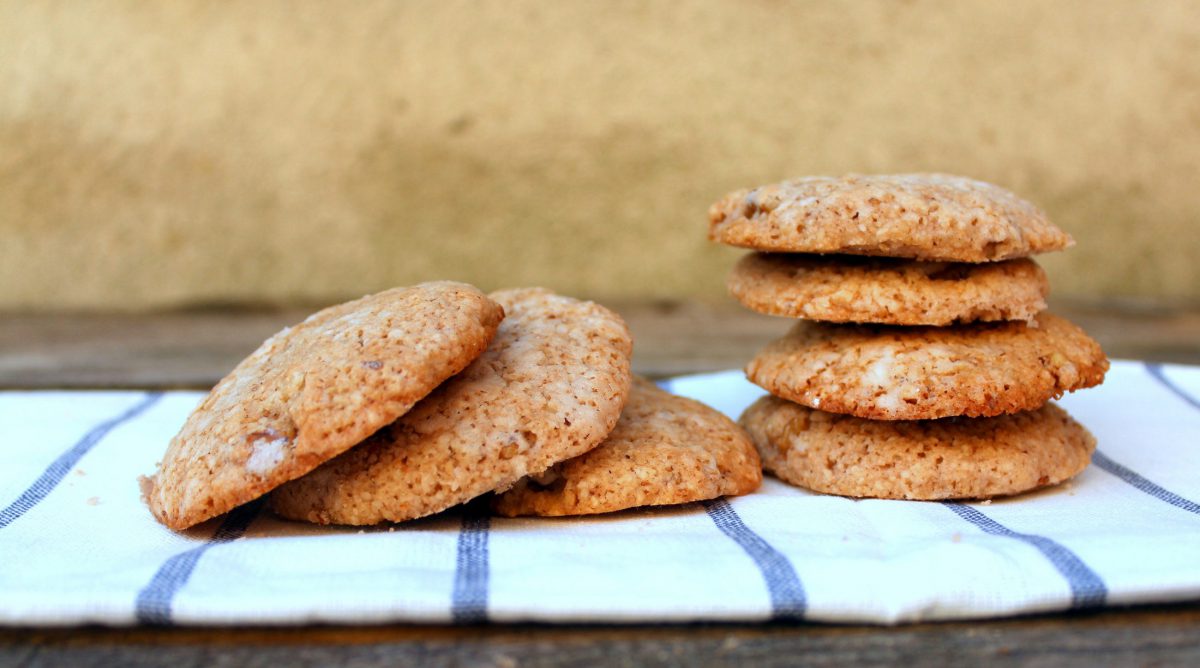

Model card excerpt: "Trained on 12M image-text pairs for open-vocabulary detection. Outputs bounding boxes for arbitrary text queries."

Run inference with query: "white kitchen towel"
[1,360,1198,626]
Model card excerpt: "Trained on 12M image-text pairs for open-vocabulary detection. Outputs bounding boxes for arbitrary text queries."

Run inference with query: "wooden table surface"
[2,299,1199,666]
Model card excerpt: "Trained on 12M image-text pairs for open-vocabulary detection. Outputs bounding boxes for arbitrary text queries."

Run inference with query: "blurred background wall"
[2,0,1197,311]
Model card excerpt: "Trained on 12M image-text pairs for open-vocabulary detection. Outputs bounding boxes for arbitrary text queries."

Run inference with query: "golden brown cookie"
[142,282,505,531]
[746,313,1108,421]
[492,377,761,517]
[740,395,1096,500]
[708,174,1072,261]
[727,253,1048,325]
[269,288,634,525]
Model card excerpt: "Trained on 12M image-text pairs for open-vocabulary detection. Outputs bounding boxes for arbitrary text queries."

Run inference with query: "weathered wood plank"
[2,299,1198,389]
[4,606,1200,667]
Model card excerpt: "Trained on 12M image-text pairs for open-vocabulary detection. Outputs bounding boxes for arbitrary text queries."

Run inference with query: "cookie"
[728,253,1048,325]
[708,174,1072,262]
[746,313,1108,421]
[740,394,1096,500]
[142,282,505,531]
[492,377,762,517]
[269,288,634,525]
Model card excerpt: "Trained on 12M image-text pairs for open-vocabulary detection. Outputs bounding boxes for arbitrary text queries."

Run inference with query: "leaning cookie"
[492,377,761,517]
[709,174,1072,262]
[728,253,1048,325]
[740,395,1096,500]
[141,282,505,531]
[746,313,1108,421]
[269,288,634,525]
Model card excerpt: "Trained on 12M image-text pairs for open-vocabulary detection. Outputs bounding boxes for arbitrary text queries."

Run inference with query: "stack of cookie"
[143,283,760,530]
[708,174,1109,500]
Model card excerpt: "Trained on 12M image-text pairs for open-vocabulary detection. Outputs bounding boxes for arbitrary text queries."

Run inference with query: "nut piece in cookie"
[740,395,1096,500]
[708,173,1072,262]
[746,312,1108,421]
[493,377,762,517]
[269,288,634,525]
[142,281,504,531]
[728,253,1048,326]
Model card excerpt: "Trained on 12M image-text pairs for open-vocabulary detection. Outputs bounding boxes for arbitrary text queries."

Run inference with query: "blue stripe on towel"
[0,392,163,530]
[703,497,806,619]
[450,511,490,623]
[1092,451,1200,516]
[1146,362,1200,411]
[135,499,263,624]
[944,502,1107,608]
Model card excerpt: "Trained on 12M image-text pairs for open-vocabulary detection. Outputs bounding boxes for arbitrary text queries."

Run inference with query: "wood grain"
[2,299,1198,389]
[4,606,1200,666]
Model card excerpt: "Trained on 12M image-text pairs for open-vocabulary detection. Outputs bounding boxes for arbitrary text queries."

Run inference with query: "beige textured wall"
[2,0,1198,311]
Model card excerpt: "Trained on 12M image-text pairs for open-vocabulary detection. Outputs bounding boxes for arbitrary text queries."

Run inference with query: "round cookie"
[708,174,1073,262]
[746,313,1108,421]
[269,288,634,525]
[739,394,1096,500]
[728,253,1048,325]
[142,282,505,531]
[492,377,762,517]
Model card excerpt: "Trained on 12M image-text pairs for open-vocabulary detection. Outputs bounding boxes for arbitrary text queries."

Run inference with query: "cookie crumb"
[74,469,86,476]
[86,496,100,506]
[951,532,962,543]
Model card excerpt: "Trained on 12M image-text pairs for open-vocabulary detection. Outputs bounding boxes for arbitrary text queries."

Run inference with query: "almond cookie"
[746,313,1108,421]
[740,395,1096,500]
[269,288,634,525]
[708,174,1072,262]
[728,253,1048,325]
[492,377,761,517]
[142,282,505,531]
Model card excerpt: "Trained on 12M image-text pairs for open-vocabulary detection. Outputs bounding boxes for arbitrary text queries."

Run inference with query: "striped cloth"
[1,360,1198,626]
